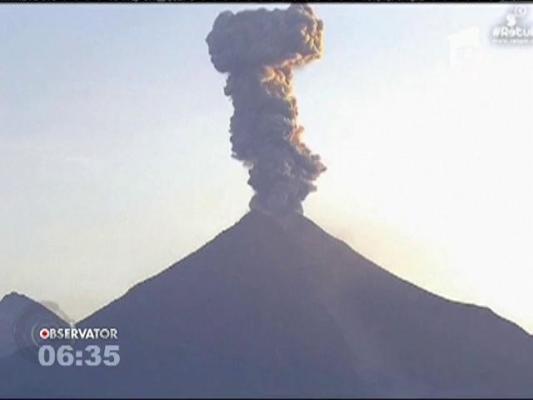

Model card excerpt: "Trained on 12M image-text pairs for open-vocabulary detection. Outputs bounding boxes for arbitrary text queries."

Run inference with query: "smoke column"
[206,4,326,215]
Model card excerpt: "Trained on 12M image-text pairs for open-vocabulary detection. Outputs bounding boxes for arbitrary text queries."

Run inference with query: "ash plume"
[206,4,326,215]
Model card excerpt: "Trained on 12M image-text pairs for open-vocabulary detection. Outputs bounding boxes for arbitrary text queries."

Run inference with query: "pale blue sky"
[2,4,532,332]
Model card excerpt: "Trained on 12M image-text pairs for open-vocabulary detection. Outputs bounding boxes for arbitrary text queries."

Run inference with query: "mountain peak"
[0,292,68,359]
[2,215,533,397]
[0,292,33,307]
[0,292,46,320]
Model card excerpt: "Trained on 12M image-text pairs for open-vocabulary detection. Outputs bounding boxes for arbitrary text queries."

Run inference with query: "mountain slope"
[1,211,532,397]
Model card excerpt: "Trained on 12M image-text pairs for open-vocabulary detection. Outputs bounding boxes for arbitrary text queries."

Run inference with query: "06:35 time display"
[38,344,120,367]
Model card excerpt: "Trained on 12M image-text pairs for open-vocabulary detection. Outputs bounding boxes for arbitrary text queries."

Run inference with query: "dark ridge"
[1,212,532,398]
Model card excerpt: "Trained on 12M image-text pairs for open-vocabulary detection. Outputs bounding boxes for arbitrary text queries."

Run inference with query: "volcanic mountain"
[1,211,532,398]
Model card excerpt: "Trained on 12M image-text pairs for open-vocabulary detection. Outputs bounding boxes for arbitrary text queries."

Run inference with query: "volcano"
[1,211,532,398]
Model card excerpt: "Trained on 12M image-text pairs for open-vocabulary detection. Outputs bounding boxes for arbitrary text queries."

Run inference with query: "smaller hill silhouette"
[0,292,68,359]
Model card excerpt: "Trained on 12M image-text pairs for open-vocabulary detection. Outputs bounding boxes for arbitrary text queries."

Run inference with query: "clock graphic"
[37,344,120,367]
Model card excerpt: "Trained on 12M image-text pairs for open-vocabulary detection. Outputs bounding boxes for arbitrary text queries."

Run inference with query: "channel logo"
[37,327,119,341]
[39,328,50,340]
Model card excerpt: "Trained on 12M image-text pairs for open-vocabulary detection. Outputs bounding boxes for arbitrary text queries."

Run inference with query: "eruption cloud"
[206,4,326,215]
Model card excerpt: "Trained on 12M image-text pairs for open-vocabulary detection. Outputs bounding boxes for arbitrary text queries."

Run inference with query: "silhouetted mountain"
[1,211,532,397]
[0,293,68,359]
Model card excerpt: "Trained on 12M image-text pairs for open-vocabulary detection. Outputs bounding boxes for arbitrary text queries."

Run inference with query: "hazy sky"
[2,4,532,332]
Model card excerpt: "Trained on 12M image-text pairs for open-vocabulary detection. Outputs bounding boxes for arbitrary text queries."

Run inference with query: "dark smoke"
[206,4,326,215]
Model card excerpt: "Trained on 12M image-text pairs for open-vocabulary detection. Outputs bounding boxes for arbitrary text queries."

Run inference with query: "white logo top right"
[491,6,533,45]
